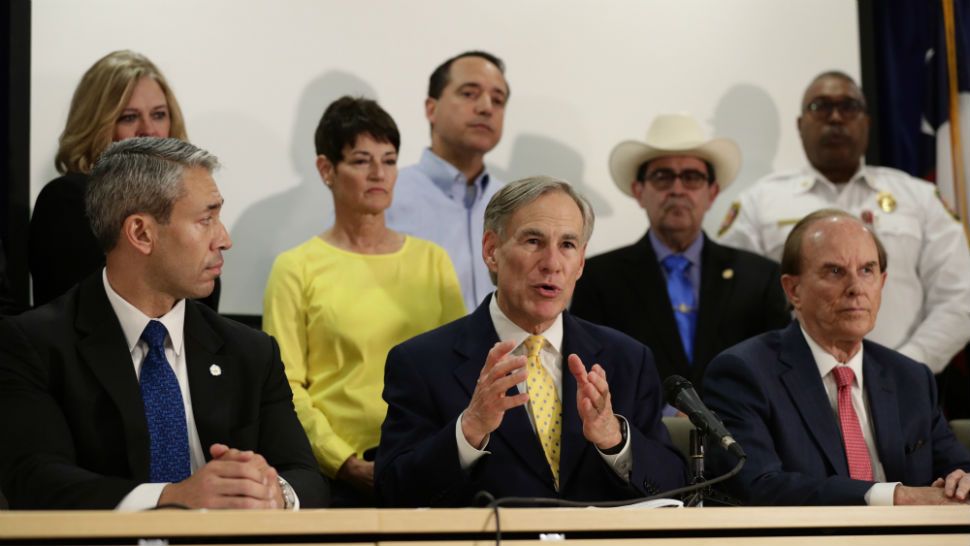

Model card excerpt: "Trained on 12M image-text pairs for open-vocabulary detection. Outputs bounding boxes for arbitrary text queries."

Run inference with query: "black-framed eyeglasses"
[804,98,867,120]
[642,169,710,190]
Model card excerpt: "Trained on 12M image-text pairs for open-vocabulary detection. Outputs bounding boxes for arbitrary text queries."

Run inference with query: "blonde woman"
[263,96,465,506]
[28,50,214,307]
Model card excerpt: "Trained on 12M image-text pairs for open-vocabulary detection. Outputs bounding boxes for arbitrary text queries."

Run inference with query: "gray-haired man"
[0,138,327,510]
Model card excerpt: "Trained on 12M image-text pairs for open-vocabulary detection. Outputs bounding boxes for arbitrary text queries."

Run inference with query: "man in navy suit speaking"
[705,208,970,505]
[376,176,686,507]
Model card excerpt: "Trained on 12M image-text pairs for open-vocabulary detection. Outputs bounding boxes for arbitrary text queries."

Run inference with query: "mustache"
[662,196,694,212]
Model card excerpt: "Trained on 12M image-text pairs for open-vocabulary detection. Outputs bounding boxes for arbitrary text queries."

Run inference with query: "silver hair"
[86,137,220,252]
[483,175,595,284]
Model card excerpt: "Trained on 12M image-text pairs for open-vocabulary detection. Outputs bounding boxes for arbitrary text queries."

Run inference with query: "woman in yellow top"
[263,96,466,506]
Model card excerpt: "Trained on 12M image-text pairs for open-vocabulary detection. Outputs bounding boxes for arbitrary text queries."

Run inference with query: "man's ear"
[482,231,499,274]
[630,180,644,202]
[425,97,437,125]
[122,213,155,256]
[780,274,800,310]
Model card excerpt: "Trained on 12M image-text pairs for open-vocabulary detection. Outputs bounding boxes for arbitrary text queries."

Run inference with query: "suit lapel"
[74,275,151,481]
[863,348,903,481]
[777,323,848,476]
[693,236,733,378]
[627,233,690,376]
[452,298,553,485]
[184,303,229,459]
[557,311,601,490]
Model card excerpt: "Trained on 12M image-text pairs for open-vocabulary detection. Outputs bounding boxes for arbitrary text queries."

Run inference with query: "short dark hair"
[780,208,887,276]
[314,96,400,162]
[635,159,716,184]
[803,70,867,110]
[427,50,508,100]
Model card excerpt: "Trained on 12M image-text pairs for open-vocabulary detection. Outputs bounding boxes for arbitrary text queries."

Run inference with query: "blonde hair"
[55,50,188,174]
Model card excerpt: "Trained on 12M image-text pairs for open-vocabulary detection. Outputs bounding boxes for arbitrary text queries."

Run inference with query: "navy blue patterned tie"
[140,320,191,483]
[662,254,697,364]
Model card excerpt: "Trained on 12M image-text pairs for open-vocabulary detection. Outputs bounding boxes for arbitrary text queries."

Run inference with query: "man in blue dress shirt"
[385,51,509,312]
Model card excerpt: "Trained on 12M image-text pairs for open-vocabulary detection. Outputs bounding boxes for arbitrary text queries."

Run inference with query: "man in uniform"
[572,113,789,392]
[385,51,509,312]
[719,71,970,374]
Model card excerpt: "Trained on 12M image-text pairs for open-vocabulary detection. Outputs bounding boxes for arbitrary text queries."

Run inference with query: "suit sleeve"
[626,343,688,495]
[704,351,872,505]
[375,343,475,507]
[255,334,330,508]
[0,318,138,509]
[920,364,970,478]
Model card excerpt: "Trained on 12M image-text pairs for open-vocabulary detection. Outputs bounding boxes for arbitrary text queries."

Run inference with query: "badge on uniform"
[876,191,896,213]
[860,210,874,225]
[935,188,960,221]
[718,202,741,237]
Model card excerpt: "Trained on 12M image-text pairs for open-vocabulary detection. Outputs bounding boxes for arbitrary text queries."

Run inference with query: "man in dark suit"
[704,209,970,505]
[376,176,686,507]
[0,138,327,510]
[572,114,789,392]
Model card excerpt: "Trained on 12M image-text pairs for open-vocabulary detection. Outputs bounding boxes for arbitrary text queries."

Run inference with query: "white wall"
[31,0,860,314]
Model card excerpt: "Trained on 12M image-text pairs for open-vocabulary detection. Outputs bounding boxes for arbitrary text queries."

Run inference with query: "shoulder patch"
[718,201,741,237]
[935,188,961,221]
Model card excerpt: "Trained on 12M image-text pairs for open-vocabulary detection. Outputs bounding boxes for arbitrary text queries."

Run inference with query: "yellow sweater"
[263,236,466,476]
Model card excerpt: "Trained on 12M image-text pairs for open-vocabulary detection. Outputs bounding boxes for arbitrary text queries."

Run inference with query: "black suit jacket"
[0,274,327,509]
[375,296,686,507]
[704,322,970,505]
[571,232,790,390]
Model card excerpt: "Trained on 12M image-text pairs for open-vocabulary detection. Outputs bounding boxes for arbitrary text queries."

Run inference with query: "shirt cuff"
[456,411,490,470]
[865,482,900,506]
[596,415,632,482]
[116,483,168,511]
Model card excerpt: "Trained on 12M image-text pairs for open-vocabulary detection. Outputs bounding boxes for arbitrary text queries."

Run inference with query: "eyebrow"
[206,198,224,212]
[457,82,507,98]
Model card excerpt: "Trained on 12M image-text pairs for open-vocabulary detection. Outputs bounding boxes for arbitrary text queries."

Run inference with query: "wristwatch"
[277,476,296,510]
[600,416,627,455]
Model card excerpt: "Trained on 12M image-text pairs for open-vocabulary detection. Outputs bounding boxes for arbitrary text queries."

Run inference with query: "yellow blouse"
[263,236,466,476]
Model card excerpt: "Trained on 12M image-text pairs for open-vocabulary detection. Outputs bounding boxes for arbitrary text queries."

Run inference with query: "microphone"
[663,375,745,459]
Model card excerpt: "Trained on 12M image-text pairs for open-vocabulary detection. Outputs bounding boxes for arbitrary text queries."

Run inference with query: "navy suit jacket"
[0,274,328,509]
[375,296,686,507]
[571,232,790,391]
[703,322,970,505]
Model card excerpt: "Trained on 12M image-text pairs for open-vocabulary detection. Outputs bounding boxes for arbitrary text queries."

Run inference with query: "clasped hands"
[460,339,623,451]
[894,469,970,505]
[158,444,286,509]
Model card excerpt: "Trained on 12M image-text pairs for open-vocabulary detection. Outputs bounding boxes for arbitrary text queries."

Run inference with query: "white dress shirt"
[801,326,899,505]
[454,295,633,482]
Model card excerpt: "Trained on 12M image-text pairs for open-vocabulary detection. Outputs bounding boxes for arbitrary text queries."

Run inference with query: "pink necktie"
[832,366,873,481]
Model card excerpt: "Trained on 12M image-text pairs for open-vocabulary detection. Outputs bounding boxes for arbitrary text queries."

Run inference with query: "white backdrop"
[31,0,860,314]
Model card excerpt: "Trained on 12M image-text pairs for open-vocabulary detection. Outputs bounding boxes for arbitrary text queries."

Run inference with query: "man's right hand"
[460,340,529,449]
[157,444,282,509]
[336,454,374,492]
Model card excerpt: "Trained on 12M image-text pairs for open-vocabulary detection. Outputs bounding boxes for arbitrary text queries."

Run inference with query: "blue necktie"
[661,255,696,363]
[139,320,191,483]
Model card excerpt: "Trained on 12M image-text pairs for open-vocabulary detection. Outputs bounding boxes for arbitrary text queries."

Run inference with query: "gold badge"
[718,202,741,237]
[677,303,691,313]
[722,268,734,280]
[876,191,896,213]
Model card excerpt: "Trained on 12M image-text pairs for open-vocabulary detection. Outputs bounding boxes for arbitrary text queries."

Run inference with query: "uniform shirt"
[720,165,970,372]
[263,236,466,476]
[454,295,633,482]
[385,148,504,312]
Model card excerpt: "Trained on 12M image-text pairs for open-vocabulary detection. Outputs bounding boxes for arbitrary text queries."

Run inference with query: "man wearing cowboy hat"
[572,113,790,392]
[718,71,970,385]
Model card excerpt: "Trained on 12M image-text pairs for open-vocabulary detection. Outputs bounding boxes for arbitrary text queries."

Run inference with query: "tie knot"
[832,366,856,388]
[662,254,691,274]
[524,335,545,359]
[141,320,169,352]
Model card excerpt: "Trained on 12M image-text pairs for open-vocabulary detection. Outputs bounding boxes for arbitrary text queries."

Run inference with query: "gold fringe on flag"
[942,0,969,239]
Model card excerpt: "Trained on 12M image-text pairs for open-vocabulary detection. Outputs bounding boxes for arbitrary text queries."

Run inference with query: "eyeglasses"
[642,169,710,190]
[804,98,867,120]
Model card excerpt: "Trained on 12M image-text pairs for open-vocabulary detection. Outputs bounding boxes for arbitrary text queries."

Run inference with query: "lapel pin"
[876,191,896,213]
[722,268,734,280]
[209,364,222,377]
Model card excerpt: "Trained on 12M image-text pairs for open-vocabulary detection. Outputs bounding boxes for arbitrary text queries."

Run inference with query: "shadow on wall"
[220,71,378,314]
[703,84,781,237]
[491,133,613,218]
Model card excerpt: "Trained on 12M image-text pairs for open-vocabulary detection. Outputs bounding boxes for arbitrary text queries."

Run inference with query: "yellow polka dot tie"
[524,335,561,488]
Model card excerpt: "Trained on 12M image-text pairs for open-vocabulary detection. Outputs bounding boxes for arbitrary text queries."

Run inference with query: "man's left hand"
[210,444,286,508]
[936,469,970,502]
[567,354,622,450]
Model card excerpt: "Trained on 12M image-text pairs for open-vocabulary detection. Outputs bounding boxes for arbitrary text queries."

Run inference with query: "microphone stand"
[684,428,705,507]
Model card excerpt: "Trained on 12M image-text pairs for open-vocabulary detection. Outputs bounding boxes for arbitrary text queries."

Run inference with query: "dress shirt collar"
[418,147,491,202]
[799,323,864,390]
[801,163,878,194]
[102,268,186,357]
[488,294,564,354]
[648,229,704,268]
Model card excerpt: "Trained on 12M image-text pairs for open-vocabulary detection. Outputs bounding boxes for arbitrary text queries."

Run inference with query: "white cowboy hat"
[608,113,742,196]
